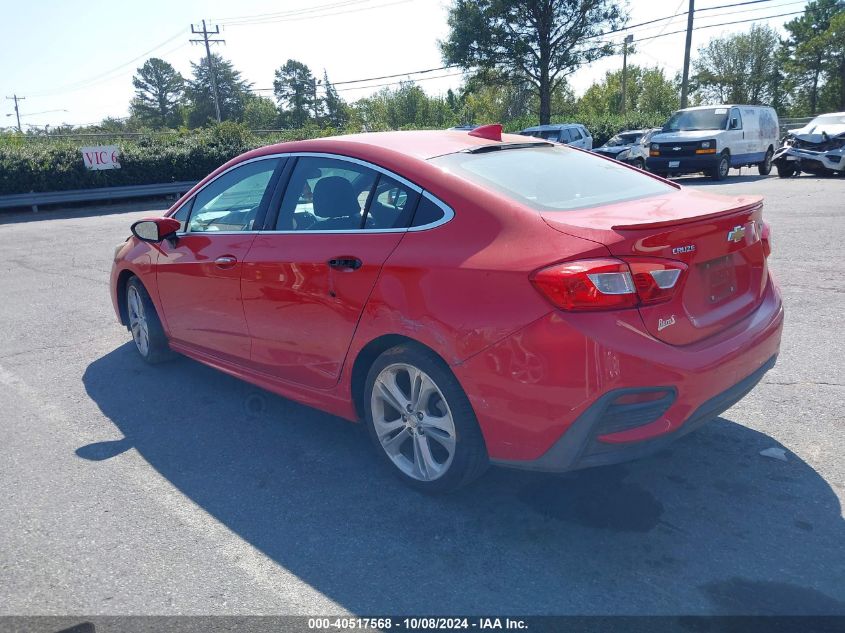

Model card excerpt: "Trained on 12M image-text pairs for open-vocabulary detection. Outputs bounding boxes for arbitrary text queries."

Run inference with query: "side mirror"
[131,217,181,243]
[730,118,739,130]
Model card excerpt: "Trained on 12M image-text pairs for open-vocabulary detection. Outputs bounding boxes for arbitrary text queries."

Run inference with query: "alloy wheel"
[127,285,150,357]
[371,363,457,482]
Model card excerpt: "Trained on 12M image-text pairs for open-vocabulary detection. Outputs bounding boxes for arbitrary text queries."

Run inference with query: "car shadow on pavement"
[81,344,845,615]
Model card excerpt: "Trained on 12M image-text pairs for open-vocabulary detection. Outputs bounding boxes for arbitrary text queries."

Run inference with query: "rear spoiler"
[611,198,763,230]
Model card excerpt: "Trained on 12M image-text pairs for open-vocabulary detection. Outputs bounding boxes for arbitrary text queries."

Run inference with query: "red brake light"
[530,257,686,312]
[760,221,772,257]
[627,258,688,306]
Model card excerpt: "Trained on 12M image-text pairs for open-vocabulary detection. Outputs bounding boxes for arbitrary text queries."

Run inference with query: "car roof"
[521,123,582,132]
[229,129,545,164]
[678,104,773,111]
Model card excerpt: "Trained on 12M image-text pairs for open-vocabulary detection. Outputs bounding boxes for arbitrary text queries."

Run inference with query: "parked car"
[773,112,845,177]
[647,105,780,180]
[519,123,593,149]
[111,125,783,492]
[593,128,660,169]
[448,124,478,131]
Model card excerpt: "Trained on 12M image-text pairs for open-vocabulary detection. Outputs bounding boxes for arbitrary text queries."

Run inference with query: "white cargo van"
[646,105,780,180]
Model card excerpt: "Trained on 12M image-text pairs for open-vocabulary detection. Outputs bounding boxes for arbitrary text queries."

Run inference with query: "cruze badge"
[658,315,676,331]
[727,225,746,243]
[672,245,696,254]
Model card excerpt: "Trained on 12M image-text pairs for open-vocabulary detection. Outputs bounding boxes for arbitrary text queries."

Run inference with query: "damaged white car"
[774,112,845,177]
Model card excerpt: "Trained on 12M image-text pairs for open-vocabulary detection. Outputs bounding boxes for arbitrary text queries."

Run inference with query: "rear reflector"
[760,221,772,257]
[530,257,687,311]
[612,389,672,405]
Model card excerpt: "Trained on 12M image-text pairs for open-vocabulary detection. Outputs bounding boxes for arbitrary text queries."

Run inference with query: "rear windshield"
[430,145,674,212]
[663,108,729,132]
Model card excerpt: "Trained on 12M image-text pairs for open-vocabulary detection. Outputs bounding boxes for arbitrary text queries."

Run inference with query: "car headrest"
[312,176,361,219]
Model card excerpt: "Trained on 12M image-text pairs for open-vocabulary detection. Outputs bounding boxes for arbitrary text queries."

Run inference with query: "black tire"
[126,276,174,364]
[710,153,730,180]
[758,148,773,176]
[632,158,645,170]
[776,163,798,178]
[363,344,488,493]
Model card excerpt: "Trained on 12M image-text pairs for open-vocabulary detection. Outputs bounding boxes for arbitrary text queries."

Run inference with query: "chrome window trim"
[176,154,286,236]
[171,151,454,237]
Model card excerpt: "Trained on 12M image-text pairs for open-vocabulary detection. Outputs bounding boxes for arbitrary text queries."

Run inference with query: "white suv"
[519,123,593,149]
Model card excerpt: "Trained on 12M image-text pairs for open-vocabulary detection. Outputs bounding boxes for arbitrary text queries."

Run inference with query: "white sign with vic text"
[81,146,121,170]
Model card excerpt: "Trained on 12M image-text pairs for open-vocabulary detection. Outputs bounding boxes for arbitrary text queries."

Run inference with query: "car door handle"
[214,255,238,269]
[328,257,362,271]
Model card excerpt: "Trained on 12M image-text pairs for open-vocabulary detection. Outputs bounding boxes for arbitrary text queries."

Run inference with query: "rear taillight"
[760,221,772,257]
[530,257,687,312]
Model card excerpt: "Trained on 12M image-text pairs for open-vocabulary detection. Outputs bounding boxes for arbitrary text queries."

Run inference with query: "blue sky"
[0,0,809,129]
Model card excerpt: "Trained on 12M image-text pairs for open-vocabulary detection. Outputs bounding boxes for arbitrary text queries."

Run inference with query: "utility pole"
[312,78,322,123]
[5,94,25,132]
[621,34,633,115]
[190,20,225,123]
[680,0,695,109]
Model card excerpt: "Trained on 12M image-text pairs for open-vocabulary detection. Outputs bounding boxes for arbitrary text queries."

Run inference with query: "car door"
[241,155,421,389]
[155,157,283,363]
[725,107,745,163]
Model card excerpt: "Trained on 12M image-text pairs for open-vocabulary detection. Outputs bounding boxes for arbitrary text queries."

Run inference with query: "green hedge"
[0,115,668,196]
[0,123,334,196]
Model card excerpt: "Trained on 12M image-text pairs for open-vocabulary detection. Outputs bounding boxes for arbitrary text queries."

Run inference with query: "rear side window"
[411,195,447,227]
[367,174,420,229]
[430,146,675,212]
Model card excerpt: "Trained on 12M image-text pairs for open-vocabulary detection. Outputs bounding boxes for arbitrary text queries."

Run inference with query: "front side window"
[430,145,675,212]
[188,159,280,233]
[569,127,583,140]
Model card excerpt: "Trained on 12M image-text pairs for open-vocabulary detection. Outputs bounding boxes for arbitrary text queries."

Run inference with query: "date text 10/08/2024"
[307,618,529,630]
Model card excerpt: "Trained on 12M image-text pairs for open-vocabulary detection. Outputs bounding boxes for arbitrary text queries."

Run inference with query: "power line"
[190,20,226,123]
[214,0,375,24]
[219,0,413,26]
[27,30,184,98]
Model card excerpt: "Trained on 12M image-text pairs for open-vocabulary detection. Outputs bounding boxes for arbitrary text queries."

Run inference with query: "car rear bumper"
[453,275,784,467]
[493,354,776,472]
[646,154,720,173]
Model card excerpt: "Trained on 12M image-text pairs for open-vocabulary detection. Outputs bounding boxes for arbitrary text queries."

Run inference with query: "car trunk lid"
[541,188,769,345]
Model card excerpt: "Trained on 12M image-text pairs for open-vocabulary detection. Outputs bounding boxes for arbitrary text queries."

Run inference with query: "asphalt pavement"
[0,174,843,616]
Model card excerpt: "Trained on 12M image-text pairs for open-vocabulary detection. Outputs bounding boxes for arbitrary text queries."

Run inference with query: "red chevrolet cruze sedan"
[110,125,783,492]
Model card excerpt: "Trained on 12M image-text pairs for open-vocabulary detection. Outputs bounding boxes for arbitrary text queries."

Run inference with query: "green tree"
[129,58,184,128]
[185,54,252,127]
[273,59,317,128]
[322,71,348,128]
[579,65,678,115]
[782,0,845,114]
[817,11,845,110]
[441,0,627,125]
[242,94,279,129]
[692,25,781,105]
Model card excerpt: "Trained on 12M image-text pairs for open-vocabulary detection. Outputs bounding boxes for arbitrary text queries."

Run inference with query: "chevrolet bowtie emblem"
[672,146,681,151]
[727,225,746,243]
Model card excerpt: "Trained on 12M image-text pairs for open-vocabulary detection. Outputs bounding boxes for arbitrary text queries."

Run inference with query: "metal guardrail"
[0,181,197,212]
